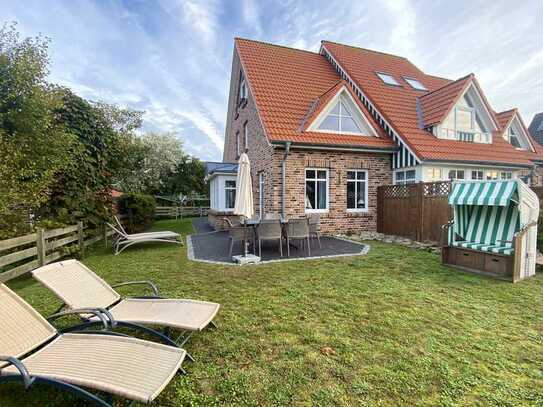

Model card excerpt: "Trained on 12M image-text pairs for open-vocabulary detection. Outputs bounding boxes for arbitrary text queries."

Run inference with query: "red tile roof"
[235,38,537,167]
[419,74,473,127]
[235,39,396,150]
[495,109,543,161]
[321,40,533,166]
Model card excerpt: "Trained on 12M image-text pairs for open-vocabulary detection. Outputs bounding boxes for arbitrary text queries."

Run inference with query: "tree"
[0,22,74,233]
[166,155,207,198]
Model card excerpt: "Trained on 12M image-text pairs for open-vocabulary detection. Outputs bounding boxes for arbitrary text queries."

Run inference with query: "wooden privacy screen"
[377,181,452,242]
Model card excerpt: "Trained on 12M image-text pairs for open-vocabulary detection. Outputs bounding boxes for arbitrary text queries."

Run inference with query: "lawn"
[1,218,543,406]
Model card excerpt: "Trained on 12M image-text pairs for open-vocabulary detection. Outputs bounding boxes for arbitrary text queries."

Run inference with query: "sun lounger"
[0,284,187,406]
[107,215,182,255]
[32,259,220,346]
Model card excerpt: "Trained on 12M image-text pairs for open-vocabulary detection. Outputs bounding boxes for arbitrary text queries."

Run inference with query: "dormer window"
[238,70,248,104]
[404,77,427,91]
[455,106,474,131]
[508,127,522,148]
[376,72,400,86]
[318,100,362,133]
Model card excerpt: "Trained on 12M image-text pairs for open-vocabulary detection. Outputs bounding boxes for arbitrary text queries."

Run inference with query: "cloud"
[1,0,542,161]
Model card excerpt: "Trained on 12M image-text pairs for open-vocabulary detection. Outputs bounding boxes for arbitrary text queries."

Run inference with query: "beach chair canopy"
[447,180,539,278]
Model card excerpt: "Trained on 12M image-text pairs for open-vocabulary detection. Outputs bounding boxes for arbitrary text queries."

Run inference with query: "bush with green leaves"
[118,193,156,233]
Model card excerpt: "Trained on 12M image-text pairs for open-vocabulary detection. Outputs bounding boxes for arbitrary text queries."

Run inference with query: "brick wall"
[222,46,276,218]
[272,149,392,234]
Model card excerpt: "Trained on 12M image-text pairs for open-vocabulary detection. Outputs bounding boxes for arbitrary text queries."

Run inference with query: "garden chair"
[222,217,254,257]
[286,218,311,257]
[256,220,283,257]
[308,213,322,248]
[107,215,182,255]
[32,259,220,347]
[0,284,187,406]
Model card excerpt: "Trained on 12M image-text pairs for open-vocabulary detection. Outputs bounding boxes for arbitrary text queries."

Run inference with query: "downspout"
[281,141,291,219]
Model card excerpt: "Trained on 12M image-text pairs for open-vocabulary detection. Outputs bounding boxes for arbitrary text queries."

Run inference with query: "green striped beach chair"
[443,179,539,282]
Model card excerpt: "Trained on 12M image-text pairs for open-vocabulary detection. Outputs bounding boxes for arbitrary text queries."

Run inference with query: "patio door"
[259,173,265,219]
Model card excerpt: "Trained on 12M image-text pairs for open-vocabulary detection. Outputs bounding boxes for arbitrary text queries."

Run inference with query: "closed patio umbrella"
[233,153,255,260]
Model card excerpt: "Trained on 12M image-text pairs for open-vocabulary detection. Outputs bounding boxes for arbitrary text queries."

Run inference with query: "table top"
[244,217,287,226]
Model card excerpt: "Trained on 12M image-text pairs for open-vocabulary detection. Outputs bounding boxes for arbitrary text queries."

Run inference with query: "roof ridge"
[419,73,473,99]
[235,37,319,55]
[496,108,517,116]
[425,73,453,82]
[321,40,408,60]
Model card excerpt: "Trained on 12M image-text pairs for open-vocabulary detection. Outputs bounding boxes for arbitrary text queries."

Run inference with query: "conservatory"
[205,162,239,230]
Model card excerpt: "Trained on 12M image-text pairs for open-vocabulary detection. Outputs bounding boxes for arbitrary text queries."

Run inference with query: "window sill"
[305,209,329,214]
[346,209,369,213]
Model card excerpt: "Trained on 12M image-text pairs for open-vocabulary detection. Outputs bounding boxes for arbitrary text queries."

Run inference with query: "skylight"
[404,77,427,91]
[538,120,543,132]
[376,72,400,86]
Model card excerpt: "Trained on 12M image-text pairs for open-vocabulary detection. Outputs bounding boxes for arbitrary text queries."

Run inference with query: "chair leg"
[279,238,283,257]
[287,236,290,257]
[307,237,311,257]
[229,238,233,258]
[259,239,262,258]
[317,233,321,249]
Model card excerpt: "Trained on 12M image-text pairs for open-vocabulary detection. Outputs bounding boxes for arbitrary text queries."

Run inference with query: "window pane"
[305,181,315,209]
[347,181,356,209]
[306,169,315,179]
[339,101,352,117]
[396,172,405,181]
[357,171,366,180]
[510,135,521,148]
[329,102,340,115]
[377,72,400,86]
[316,180,327,209]
[225,190,236,209]
[406,170,416,180]
[404,77,427,91]
[341,116,362,133]
[225,180,236,188]
[456,109,473,130]
[356,181,366,209]
[347,171,355,180]
[317,170,327,179]
[318,115,340,131]
[457,170,465,179]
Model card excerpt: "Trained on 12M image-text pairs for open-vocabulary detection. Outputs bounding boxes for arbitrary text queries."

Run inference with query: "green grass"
[2,218,543,406]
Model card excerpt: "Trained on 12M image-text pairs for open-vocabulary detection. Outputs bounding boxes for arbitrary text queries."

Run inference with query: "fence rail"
[155,206,209,219]
[0,222,114,283]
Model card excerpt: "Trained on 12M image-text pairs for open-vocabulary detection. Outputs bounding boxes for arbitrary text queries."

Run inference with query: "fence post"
[36,228,46,267]
[77,221,85,258]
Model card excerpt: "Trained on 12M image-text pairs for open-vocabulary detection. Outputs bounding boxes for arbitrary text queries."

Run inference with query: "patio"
[188,218,369,264]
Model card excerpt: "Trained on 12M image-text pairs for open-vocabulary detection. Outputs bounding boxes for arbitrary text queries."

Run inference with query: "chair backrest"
[114,215,128,235]
[257,221,282,239]
[0,284,57,364]
[264,213,280,220]
[107,221,127,238]
[32,259,121,310]
[287,219,309,238]
[229,226,248,241]
[455,204,520,246]
[308,213,320,225]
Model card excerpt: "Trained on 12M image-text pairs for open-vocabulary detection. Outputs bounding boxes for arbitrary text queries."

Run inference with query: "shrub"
[118,193,156,233]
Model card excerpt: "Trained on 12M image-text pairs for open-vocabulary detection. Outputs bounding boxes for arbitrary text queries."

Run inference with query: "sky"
[2,0,543,162]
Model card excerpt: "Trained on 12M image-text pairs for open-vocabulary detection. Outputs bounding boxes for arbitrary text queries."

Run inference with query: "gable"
[500,113,535,152]
[306,86,377,137]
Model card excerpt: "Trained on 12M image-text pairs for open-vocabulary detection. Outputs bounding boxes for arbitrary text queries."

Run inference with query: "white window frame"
[238,71,248,103]
[244,122,249,151]
[448,169,465,180]
[305,168,329,213]
[395,169,416,185]
[425,168,443,182]
[500,171,513,180]
[486,170,499,180]
[258,172,265,219]
[236,131,240,157]
[376,72,400,86]
[224,178,237,210]
[404,77,427,91]
[346,170,369,213]
[454,106,475,131]
[471,170,484,180]
[308,87,377,137]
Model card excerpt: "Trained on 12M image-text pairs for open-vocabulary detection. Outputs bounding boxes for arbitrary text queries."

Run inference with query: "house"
[529,112,543,146]
[206,38,543,234]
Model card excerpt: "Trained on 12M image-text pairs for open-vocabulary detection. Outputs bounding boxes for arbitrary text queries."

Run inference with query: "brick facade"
[219,46,394,234]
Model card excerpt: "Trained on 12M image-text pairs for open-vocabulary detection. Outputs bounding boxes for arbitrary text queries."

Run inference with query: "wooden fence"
[0,222,114,283]
[377,181,452,242]
[155,206,209,219]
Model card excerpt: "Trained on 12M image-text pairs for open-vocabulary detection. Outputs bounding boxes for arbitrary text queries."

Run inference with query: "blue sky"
[2,0,542,161]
